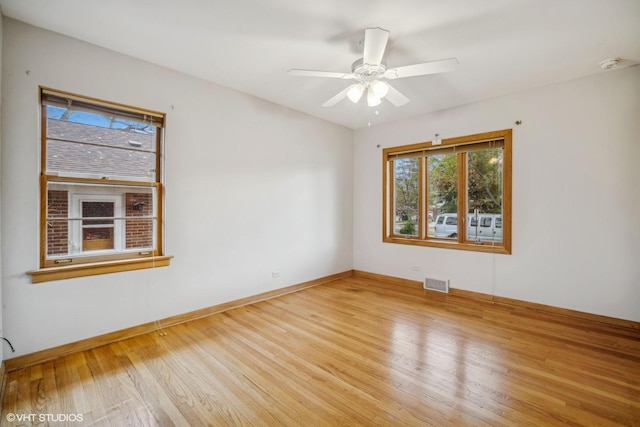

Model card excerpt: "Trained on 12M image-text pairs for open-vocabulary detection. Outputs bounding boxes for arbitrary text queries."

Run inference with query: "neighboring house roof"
[46,118,156,181]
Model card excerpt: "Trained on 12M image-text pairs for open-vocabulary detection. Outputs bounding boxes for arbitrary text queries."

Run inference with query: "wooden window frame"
[383,129,512,254]
[28,88,172,283]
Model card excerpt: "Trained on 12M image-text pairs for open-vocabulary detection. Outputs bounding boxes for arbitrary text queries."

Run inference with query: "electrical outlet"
[272,271,280,279]
[411,265,420,272]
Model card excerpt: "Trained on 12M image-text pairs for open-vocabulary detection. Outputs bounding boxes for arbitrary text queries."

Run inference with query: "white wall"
[354,66,640,322]
[0,18,353,358]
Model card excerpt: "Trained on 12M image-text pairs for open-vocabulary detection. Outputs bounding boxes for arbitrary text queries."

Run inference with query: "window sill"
[27,255,173,283]
[384,236,511,254]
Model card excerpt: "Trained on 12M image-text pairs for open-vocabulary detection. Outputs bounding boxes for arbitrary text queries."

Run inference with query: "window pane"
[46,111,155,148]
[46,139,156,181]
[45,108,156,181]
[393,158,418,236]
[429,153,458,239]
[45,181,156,259]
[83,227,114,251]
[466,148,503,242]
[82,201,114,225]
[82,201,115,251]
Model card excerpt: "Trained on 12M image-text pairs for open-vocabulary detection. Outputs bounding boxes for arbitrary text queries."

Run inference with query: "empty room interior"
[0,0,639,425]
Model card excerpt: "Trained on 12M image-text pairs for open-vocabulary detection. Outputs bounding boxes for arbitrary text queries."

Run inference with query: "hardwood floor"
[2,276,639,426]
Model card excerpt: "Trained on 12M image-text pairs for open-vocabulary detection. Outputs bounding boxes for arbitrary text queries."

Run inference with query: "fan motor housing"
[351,58,387,83]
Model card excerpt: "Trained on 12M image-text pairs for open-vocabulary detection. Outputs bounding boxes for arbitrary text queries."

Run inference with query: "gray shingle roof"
[46,119,156,181]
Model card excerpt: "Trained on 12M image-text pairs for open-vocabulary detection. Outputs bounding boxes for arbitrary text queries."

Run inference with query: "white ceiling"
[1,0,639,129]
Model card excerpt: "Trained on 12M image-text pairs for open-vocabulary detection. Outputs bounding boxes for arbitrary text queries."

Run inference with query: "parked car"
[434,213,502,242]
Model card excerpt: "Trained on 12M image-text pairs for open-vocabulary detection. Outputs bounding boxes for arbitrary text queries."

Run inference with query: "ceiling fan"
[288,27,459,108]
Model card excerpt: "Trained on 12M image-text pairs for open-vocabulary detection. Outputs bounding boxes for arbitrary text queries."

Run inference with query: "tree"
[467,148,502,213]
[394,158,418,221]
[428,149,502,214]
[428,154,458,213]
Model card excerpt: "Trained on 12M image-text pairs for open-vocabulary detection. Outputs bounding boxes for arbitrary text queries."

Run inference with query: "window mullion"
[423,155,428,240]
[44,175,158,188]
[385,160,394,239]
[457,152,467,243]
[418,156,425,239]
[155,128,163,184]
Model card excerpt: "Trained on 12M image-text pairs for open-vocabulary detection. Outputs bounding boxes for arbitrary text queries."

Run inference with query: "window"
[28,88,171,283]
[480,217,492,227]
[383,129,511,254]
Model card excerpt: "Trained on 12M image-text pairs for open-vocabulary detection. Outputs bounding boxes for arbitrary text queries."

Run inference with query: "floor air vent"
[424,277,449,293]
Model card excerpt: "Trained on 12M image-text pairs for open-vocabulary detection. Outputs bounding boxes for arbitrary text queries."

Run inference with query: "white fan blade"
[385,58,459,79]
[288,69,354,79]
[363,28,389,66]
[322,85,353,107]
[384,83,410,106]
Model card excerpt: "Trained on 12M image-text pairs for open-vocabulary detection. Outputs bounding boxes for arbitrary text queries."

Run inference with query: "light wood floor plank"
[2,276,639,426]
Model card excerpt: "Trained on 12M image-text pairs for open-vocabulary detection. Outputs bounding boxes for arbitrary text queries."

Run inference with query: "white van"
[434,213,502,242]
[467,213,502,242]
[434,213,458,238]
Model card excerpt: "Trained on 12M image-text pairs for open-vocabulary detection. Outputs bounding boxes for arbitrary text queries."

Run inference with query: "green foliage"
[428,154,458,212]
[427,149,503,214]
[392,147,503,223]
[467,148,502,213]
[399,221,416,235]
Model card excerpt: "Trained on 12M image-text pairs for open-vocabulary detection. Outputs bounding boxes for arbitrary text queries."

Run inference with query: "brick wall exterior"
[47,190,69,255]
[125,193,153,249]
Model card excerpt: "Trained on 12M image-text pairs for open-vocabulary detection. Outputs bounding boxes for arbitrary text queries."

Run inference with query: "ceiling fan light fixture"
[367,88,382,107]
[291,27,458,109]
[370,80,389,98]
[347,84,365,103]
